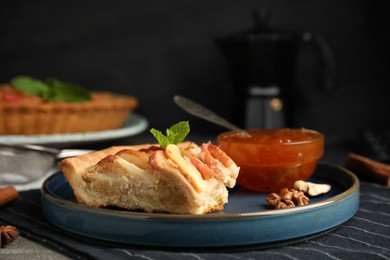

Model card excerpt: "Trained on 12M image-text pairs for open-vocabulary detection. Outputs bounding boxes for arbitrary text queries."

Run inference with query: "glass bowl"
[217,128,324,193]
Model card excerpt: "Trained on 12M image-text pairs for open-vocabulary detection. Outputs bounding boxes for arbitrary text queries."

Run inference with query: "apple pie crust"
[59,142,240,215]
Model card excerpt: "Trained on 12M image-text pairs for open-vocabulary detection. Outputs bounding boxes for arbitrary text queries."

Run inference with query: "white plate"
[0,114,148,147]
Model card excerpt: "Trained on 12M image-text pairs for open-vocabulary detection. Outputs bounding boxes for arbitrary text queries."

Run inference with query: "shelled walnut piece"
[266,180,332,209]
[0,225,19,247]
[266,188,309,209]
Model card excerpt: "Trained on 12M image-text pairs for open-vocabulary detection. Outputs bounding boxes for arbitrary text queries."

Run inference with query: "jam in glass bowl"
[217,128,324,193]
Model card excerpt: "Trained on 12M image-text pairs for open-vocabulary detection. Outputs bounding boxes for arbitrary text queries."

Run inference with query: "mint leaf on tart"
[45,78,91,102]
[10,76,91,102]
[11,76,49,97]
[150,121,190,149]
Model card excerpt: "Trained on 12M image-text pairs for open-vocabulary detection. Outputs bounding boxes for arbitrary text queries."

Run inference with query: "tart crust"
[0,85,138,135]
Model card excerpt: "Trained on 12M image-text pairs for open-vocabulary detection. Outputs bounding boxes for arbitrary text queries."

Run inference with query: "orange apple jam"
[217,128,324,192]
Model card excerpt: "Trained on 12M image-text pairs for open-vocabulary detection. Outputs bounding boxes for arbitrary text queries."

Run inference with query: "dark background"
[1,0,389,139]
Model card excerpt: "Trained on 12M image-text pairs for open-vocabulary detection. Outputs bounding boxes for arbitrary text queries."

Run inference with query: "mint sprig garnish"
[10,76,91,102]
[150,121,190,149]
[45,78,91,102]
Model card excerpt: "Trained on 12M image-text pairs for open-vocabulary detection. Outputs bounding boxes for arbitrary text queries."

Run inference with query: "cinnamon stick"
[345,153,390,186]
[0,186,19,207]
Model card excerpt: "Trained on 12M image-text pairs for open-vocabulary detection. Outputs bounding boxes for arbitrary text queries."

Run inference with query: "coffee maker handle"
[302,32,338,90]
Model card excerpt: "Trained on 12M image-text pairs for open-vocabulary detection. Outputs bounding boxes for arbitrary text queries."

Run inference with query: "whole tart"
[0,85,138,135]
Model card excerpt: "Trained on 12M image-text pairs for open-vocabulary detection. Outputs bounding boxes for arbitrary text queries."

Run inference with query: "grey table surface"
[1,236,70,260]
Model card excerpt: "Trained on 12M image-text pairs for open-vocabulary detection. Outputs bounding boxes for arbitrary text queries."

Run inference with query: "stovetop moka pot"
[218,10,337,129]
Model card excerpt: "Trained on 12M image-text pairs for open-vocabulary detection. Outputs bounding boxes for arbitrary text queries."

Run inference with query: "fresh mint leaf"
[167,121,190,144]
[10,76,91,103]
[166,129,178,144]
[150,128,170,149]
[45,78,91,102]
[11,76,50,97]
[150,121,190,149]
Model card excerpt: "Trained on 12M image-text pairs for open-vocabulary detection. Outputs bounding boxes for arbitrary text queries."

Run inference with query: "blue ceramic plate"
[0,114,148,147]
[41,163,359,248]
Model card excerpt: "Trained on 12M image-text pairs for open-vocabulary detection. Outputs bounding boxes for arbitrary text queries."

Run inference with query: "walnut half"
[266,188,309,209]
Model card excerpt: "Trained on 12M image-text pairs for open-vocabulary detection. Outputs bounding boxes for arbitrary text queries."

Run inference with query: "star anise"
[0,225,19,247]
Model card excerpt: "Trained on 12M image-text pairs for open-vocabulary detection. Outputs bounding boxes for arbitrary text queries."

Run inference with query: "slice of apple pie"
[59,141,239,215]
